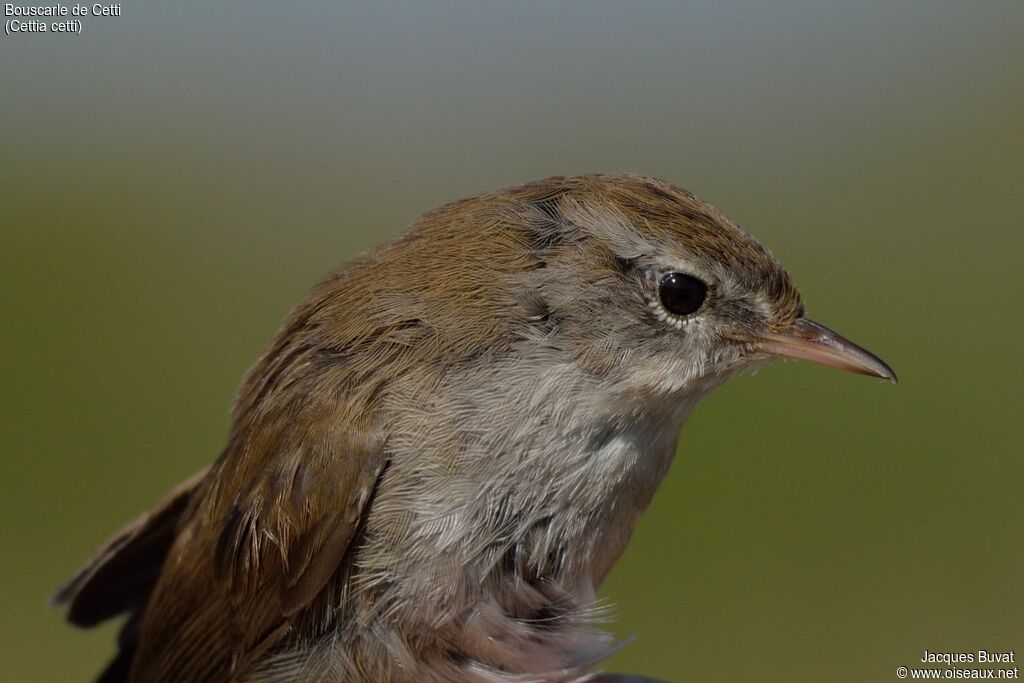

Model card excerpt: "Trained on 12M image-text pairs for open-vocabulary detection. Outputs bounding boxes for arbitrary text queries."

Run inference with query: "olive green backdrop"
[2,3,1021,681]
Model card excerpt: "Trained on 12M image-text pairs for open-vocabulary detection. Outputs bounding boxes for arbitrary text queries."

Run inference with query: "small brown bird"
[55,174,895,683]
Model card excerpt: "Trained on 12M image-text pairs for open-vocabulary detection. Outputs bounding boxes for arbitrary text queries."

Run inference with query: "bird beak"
[756,318,897,383]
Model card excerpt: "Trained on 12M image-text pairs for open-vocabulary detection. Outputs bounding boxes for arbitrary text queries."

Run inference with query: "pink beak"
[757,318,897,383]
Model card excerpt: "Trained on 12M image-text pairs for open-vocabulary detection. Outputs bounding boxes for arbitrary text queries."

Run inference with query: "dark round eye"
[658,273,707,316]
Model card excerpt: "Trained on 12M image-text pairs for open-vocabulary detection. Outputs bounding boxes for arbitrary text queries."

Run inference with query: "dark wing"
[53,467,210,627]
[52,468,209,683]
[127,407,386,683]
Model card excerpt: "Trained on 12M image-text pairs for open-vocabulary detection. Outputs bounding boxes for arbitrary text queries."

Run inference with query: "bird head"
[480,174,897,402]
[287,174,894,422]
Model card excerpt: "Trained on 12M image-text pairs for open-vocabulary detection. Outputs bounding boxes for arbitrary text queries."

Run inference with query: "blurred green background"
[2,3,1022,681]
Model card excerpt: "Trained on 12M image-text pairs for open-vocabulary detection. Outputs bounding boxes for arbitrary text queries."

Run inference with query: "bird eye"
[658,273,707,316]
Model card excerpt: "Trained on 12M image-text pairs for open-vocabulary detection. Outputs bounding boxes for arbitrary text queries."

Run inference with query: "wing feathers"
[127,424,387,681]
[283,516,356,616]
[53,467,209,627]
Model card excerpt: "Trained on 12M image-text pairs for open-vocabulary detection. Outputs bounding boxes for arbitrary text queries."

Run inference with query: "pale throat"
[577,366,744,584]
